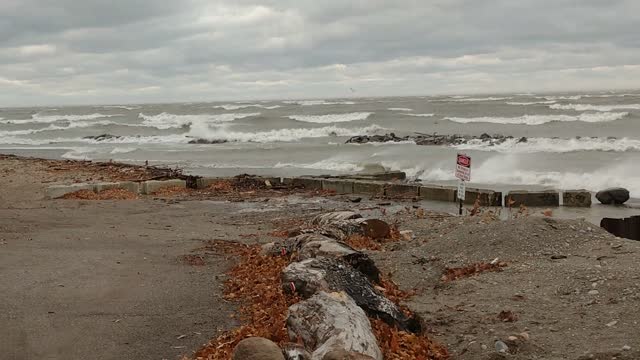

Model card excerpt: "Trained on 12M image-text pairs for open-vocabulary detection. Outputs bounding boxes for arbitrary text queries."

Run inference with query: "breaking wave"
[454,137,640,153]
[403,113,435,117]
[283,100,356,106]
[212,104,281,110]
[274,159,364,172]
[110,147,138,154]
[187,123,384,143]
[450,96,512,102]
[388,108,413,111]
[507,100,557,105]
[0,113,120,125]
[287,112,373,124]
[549,103,640,112]
[0,120,122,136]
[138,112,261,129]
[445,112,628,125]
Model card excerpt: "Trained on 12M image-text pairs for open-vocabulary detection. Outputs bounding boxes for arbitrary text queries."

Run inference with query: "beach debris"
[441,262,507,282]
[60,188,138,200]
[231,337,285,360]
[287,291,383,360]
[495,340,509,354]
[307,211,391,241]
[596,187,630,205]
[281,257,420,332]
[497,310,518,322]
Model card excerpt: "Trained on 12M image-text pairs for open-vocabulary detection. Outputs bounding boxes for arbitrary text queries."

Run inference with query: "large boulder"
[596,188,630,205]
[287,292,383,360]
[282,257,420,332]
[232,337,285,360]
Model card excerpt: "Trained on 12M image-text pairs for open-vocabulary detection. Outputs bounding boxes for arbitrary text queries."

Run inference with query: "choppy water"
[1,91,640,198]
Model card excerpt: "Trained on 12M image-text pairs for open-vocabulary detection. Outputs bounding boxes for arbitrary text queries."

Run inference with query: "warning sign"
[455,154,471,181]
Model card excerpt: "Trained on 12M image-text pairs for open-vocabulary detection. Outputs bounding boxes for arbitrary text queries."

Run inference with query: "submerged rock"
[187,138,228,144]
[83,134,122,141]
[346,133,522,147]
[596,187,630,205]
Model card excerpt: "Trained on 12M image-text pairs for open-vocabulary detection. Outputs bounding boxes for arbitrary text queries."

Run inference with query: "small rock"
[622,345,631,351]
[518,332,530,341]
[232,337,285,360]
[399,230,414,241]
[322,349,375,360]
[588,290,600,296]
[481,344,488,350]
[495,340,509,353]
[606,320,618,327]
[507,336,518,342]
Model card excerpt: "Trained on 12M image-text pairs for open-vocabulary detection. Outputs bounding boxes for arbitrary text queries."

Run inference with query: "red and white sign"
[455,153,471,181]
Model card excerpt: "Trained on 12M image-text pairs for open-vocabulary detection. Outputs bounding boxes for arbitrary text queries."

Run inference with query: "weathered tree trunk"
[282,257,420,333]
[287,291,383,360]
[262,234,381,283]
[308,211,391,240]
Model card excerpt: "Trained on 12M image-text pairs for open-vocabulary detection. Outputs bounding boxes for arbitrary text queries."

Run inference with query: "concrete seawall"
[45,175,591,207]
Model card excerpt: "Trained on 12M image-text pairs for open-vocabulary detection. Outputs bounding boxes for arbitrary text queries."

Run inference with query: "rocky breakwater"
[346,132,527,146]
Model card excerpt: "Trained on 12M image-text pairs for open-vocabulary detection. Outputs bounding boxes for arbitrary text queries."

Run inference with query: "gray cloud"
[1,0,639,106]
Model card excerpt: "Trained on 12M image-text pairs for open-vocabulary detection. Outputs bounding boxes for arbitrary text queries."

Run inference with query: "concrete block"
[94,181,140,194]
[142,179,186,195]
[563,190,592,207]
[385,183,419,197]
[282,177,323,190]
[419,185,457,202]
[196,177,223,189]
[464,188,503,207]
[45,183,94,199]
[507,190,559,207]
[322,179,354,194]
[353,181,386,196]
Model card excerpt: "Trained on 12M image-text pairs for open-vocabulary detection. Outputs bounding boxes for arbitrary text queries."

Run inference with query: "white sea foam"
[275,159,364,172]
[0,113,120,125]
[283,100,356,106]
[388,108,413,111]
[450,97,512,102]
[99,105,141,110]
[213,104,281,110]
[138,112,260,129]
[507,100,557,105]
[454,137,640,153]
[445,112,628,125]
[415,156,640,196]
[0,120,121,136]
[549,103,640,111]
[542,95,583,101]
[110,147,138,154]
[61,147,97,160]
[187,122,384,143]
[287,112,372,124]
[403,113,435,117]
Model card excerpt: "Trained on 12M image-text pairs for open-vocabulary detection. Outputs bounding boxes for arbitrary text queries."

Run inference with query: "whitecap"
[287,112,372,124]
[0,113,120,125]
[138,112,261,129]
[388,108,413,111]
[507,100,557,105]
[445,112,628,125]
[549,103,640,111]
[449,96,512,102]
[213,104,281,110]
[283,100,356,106]
[275,159,364,172]
[454,137,640,153]
[403,113,435,117]
[110,147,138,154]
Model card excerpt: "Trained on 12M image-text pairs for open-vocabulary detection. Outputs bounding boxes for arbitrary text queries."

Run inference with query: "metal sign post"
[455,154,471,216]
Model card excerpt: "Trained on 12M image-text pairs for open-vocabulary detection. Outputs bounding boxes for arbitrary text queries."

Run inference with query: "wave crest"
[138,112,260,129]
[549,103,640,111]
[287,112,372,124]
[445,112,628,125]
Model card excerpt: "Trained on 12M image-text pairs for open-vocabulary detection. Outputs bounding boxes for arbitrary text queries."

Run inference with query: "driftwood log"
[287,291,383,360]
[282,257,420,333]
[308,211,391,240]
[263,234,381,283]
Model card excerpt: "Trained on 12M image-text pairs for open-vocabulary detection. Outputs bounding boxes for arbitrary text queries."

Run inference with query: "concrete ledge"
[508,190,560,207]
[282,177,323,190]
[353,180,385,196]
[563,190,592,207]
[322,179,354,194]
[385,183,419,197]
[196,177,223,189]
[45,183,95,199]
[464,188,503,207]
[94,181,140,194]
[419,185,457,202]
[142,179,186,195]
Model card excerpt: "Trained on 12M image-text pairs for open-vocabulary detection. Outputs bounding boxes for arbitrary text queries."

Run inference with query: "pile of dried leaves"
[372,318,449,360]
[345,224,403,251]
[191,244,299,360]
[60,188,139,200]
[441,262,507,282]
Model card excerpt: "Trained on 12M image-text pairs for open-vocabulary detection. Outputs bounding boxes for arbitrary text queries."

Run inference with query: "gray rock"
[596,187,630,205]
[232,337,285,360]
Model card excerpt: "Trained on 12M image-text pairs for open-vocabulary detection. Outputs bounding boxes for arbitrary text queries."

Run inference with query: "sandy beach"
[1,154,639,360]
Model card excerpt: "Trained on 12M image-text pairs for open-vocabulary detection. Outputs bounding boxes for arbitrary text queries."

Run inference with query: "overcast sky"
[1,0,639,106]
